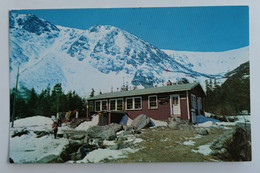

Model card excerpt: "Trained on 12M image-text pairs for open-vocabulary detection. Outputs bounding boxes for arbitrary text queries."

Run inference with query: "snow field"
[10,130,69,163]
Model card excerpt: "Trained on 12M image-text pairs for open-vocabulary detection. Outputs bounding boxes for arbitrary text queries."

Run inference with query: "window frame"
[109,98,124,111]
[148,95,158,109]
[125,96,142,110]
[88,101,94,112]
[95,100,101,112]
[191,94,197,109]
[95,100,108,112]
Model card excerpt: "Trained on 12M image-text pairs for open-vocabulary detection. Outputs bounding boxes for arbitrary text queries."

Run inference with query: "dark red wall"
[180,98,189,120]
[125,95,171,120]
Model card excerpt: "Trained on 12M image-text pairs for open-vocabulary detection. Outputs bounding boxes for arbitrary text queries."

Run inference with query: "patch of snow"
[10,132,68,163]
[75,115,98,131]
[77,148,138,163]
[215,122,236,126]
[116,130,125,135]
[191,143,212,156]
[125,136,143,144]
[234,115,251,122]
[161,138,169,142]
[150,118,168,127]
[204,112,213,118]
[133,138,143,144]
[103,140,116,146]
[189,135,202,140]
[183,140,196,146]
[10,116,53,128]
[196,121,217,127]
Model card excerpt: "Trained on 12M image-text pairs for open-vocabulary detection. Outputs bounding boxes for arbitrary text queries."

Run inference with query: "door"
[170,94,181,116]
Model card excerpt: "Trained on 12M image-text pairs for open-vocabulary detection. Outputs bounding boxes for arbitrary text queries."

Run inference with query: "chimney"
[166,80,172,86]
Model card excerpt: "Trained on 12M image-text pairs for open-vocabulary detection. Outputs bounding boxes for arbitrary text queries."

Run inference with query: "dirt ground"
[107,126,231,163]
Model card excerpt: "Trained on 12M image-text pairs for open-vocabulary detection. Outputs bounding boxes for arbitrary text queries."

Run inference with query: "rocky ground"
[9,114,251,163]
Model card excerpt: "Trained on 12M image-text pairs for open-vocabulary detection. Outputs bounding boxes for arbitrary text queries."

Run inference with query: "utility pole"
[11,66,20,128]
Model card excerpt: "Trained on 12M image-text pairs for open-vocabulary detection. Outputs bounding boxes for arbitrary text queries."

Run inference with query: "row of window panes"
[110,99,123,111]
[126,97,142,110]
[91,96,158,111]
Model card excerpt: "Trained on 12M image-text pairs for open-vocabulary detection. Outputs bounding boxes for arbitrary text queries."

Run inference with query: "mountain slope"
[163,47,249,76]
[9,13,249,96]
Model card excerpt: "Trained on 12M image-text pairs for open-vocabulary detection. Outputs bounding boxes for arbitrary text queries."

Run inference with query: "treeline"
[204,62,250,116]
[10,83,86,120]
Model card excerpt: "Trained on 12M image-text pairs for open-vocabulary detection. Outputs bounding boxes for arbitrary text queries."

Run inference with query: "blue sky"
[12,6,249,52]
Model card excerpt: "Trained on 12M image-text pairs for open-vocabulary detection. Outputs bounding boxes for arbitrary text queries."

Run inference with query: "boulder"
[59,141,81,162]
[131,114,151,130]
[37,154,59,163]
[196,128,208,135]
[83,135,90,144]
[210,127,251,161]
[174,117,186,124]
[109,144,119,150]
[123,125,133,132]
[168,121,179,130]
[179,124,195,131]
[117,136,128,142]
[121,131,132,136]
[86,123,123,140]
[74,146,88,160]
[70,134,85,140]
[34,131,51,138]
[11,129,29,138]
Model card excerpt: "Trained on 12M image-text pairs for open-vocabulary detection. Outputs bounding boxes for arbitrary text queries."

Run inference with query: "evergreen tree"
[204,62,250,115]
[90,88,95,97]
[10,83,87,119]
[52,83,62,114]
[27,88,38,116]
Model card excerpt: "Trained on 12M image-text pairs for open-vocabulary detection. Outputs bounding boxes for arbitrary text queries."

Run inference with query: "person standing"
[52,121,58,139]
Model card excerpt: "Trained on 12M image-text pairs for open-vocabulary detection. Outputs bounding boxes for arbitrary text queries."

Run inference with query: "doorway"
[170,94,181,116]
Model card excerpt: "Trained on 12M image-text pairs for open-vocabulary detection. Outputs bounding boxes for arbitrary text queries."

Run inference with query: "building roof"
[88,82,202,100]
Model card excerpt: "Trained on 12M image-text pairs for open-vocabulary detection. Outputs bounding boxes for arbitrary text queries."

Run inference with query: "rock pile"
[167,116,195,131]
[210,126,251,161]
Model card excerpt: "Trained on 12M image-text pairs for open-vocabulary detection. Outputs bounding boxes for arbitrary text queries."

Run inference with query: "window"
[173,96,179,105]
[126,98,133,110]
[102,100,107,110]
[95,101,101,112]
[148,95,158,109]
[110,99,124,111]
[117,99,123,110]
[88,101,94,112]
[126,97,142,110]
[134,97,141,109]
[191,94,197,109]
[95,100,108,111]
[110,100,116,110]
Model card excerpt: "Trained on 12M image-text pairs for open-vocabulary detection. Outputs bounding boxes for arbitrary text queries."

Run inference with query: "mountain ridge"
[9,13,249,96]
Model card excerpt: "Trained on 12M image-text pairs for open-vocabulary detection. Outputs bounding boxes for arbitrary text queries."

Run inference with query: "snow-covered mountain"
[162,47,249,76]
[9,13,249,96]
